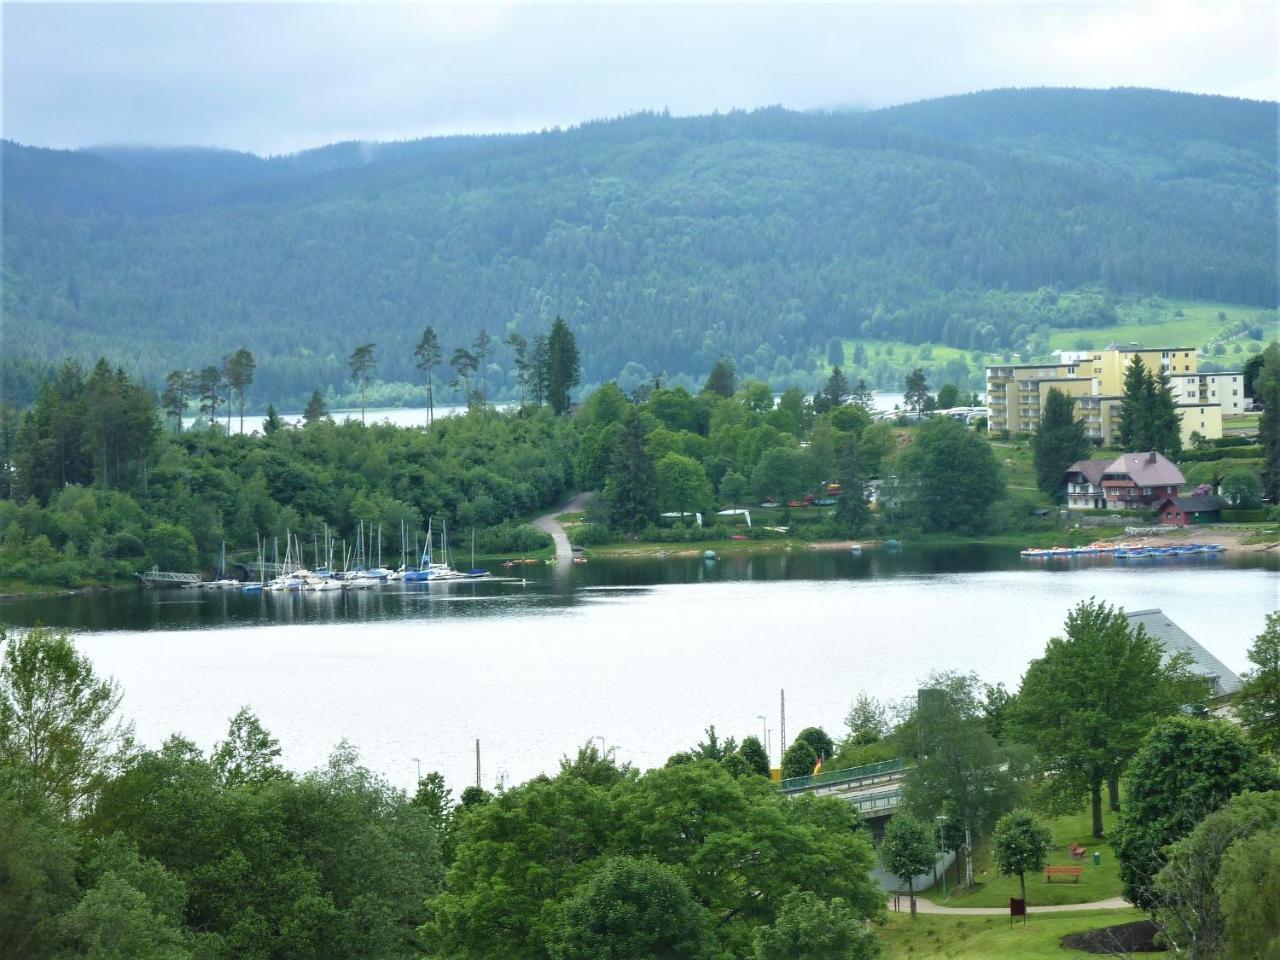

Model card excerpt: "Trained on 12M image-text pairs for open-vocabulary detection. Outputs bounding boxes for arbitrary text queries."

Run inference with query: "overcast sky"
[3,1,1276,156]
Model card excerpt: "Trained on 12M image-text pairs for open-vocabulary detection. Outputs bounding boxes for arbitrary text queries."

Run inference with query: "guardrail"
[779,758,906,793]
[849,787,903,815]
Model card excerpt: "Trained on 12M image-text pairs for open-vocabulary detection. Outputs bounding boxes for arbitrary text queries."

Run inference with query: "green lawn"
[879,908,1146,960]
[1045,298,1268,352]
[925,805,1123,908]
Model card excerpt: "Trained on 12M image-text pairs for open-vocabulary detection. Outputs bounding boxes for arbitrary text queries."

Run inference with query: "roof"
[1126,609,1242,697]
[1159,495,1226,513]
[1103,451,1185,487]
[1066,458,1109,485]
[1108,344,1196,353]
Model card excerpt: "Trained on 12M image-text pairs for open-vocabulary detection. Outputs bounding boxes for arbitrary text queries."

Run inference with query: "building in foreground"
[985,345,1239,445]
[1126,608,1242,704]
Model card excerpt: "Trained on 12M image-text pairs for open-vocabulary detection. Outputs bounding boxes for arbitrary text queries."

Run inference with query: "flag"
[813,753,824,775]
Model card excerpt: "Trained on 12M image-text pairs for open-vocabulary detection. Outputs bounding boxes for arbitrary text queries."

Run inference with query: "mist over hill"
[3,87,1275,407]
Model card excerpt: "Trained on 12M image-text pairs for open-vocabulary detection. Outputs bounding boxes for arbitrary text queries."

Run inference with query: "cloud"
[3,1,1276,155]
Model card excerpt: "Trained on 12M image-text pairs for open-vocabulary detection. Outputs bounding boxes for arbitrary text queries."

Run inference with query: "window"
[1233,389,1238,396]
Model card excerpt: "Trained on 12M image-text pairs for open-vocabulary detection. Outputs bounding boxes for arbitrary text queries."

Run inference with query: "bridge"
[778,758,908,819]
[136,567,200,587]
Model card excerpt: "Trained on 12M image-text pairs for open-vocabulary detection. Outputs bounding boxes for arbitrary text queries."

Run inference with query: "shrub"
[569,523,621,547]
[474,521,553,555]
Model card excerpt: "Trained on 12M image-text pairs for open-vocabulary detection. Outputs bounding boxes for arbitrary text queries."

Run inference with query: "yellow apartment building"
[986,345,1225,444]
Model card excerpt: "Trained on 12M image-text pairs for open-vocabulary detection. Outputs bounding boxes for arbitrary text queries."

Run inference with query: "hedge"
[1211,436,1257,448]
[1220,509,1271,523]
[1179,446,1262,463]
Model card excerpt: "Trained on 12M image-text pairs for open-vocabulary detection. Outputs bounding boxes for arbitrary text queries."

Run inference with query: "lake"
[185,392,910,434]
[3,545,1275,795]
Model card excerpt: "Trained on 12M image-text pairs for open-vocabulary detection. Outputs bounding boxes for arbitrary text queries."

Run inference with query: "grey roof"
[1067,458,1109,486]
[1104,451,1185,487]
[1126,609,1242,697]
[1161,495,1226,513]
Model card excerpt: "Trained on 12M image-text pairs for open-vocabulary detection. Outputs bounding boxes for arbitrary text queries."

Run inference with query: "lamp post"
[412,757,421,785]
[756,714,768,761]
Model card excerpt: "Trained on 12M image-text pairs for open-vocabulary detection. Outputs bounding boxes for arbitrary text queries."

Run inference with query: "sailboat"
[203,541,239,589]
[467,529,489,578]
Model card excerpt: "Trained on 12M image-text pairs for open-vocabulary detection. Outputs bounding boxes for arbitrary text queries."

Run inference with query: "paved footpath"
[903,896,1131,916]
[533,492,590,564]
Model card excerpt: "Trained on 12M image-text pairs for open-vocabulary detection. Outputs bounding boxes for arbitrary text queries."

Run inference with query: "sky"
[3,1,1277,156]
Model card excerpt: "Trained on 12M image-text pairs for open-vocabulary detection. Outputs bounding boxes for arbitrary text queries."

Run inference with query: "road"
[533,492,590,564]
[906,896,1131,915]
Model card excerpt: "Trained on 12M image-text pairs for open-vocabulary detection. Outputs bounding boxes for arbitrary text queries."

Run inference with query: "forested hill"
[3,87,1276,406]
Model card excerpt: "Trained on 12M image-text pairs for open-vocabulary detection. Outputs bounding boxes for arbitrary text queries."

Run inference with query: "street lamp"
[412,757,421,785]
[756,714,768,761]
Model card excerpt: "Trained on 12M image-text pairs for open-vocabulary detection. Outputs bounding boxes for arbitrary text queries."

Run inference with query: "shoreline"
[4,526,1275,599]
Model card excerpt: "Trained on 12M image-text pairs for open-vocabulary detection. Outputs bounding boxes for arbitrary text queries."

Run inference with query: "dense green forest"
[3,88,1275,408]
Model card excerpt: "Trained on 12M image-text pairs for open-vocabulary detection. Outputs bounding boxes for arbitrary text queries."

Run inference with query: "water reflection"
[2,544,1273,633]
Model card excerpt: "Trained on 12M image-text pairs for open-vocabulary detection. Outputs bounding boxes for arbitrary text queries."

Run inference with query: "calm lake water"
[4,546,1275,794]
[186,392,910,434]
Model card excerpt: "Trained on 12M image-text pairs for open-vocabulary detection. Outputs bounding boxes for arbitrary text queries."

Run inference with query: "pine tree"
[903,368,929,414]
[223,347,256,435]
[702,357,736,398]
[833,436,870,535]
[505,332,530,407]
[605,411,658,532]
[160,369,193,434]
[1261,379,1280,503]
[197,365,224,426]
[824,366,849,408]
[302,390,329,425]
[529,335,549,406]
[414,326,442,424]
[347,343,376,424]
[545,318,581,414]
[1033,388,1090,496]
[1146,369,1182,458]
[851,379,874,410]
[1118,356,1150,450]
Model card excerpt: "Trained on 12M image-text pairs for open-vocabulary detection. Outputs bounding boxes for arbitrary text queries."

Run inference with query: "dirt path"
[906,895,1131,916]
[533,492,590,563]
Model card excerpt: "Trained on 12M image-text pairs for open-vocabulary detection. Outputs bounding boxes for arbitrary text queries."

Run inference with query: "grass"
[1043,298,1272,353]
[924,804,1123,908]
[878,908,1146,960]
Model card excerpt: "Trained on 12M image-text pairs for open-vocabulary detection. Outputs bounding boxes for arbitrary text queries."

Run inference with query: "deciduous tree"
[1234,612,1280,755]
[1113,716,1277,909]
[751,891,880,960]
[0,626,133,815]
[992,809,1052,901]
[1012,600,1199,838]
[546,856,710,960]
[880,812,936,917]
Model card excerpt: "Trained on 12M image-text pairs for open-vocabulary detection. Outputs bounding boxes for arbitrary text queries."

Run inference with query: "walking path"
[533,492,590,564]
[904,895,1131,916]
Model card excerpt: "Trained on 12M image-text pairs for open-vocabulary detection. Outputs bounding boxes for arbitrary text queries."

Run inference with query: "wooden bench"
[1044,866,1083,883]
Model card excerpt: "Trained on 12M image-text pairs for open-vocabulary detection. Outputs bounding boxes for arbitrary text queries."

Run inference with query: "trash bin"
[1093,851,1101,866]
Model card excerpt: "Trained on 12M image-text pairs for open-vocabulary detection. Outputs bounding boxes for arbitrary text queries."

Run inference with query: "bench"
[1044,866,1083,883]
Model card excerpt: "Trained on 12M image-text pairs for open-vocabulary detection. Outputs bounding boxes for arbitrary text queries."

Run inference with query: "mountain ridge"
[3,87,1275,404]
